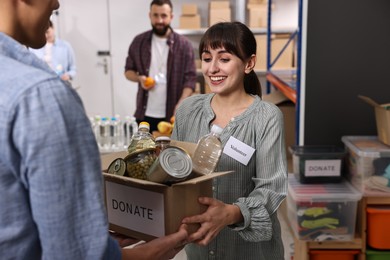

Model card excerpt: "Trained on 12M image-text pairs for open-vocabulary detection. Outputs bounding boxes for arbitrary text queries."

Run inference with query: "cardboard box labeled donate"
[359,95,390,146]
[101,141,232,242]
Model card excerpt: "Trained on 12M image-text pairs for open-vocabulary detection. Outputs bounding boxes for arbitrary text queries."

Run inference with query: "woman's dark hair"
[150,0,172,9]
[199,21,261,97]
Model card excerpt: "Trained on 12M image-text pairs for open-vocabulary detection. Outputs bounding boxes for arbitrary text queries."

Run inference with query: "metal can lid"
[159,146,192,179]
[108,158,126,176]
[156,136,171,142]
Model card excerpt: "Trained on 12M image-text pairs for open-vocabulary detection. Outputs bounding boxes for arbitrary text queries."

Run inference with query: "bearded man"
[124,0,197,132]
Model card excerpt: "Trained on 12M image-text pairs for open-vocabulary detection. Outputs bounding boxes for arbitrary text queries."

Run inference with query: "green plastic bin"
[366,249,390,260]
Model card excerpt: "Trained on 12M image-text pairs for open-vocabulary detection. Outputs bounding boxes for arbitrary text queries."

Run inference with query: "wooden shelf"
[266,70,297,103]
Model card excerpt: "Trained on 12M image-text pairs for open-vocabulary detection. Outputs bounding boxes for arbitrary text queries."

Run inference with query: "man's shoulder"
[0,55,61,100]
[133,30,153,41]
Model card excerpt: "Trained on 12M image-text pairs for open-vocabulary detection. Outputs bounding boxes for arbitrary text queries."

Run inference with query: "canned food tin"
[124,148,157,180]
[146,146,193,184]
[107,158,127,176]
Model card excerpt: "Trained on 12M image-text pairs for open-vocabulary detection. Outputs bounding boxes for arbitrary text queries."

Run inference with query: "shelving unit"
[266,0,301,145]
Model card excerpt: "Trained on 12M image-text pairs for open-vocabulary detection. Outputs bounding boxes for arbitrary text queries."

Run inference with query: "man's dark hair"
[150,0,172,9]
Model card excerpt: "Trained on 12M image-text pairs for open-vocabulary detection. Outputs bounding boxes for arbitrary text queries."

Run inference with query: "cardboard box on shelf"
[209,8,231,26]
[101,141,233,242]
[248,4,267,28]
[359,95,390,146]
[209,1,230,9]
[248,0,267,4]
[262,91,295,160]
[181,3,198,16]
[179,14,201,29]
[254,34,294,71]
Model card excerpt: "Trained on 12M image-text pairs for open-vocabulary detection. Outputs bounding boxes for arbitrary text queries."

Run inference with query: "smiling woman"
[171,21,288,260]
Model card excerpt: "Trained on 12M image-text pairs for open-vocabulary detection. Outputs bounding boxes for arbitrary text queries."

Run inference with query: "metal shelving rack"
[266,0,302,144]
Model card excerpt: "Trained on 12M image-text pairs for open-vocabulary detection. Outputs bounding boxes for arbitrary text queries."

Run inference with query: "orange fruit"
[157,121,173,134]
[170,116,175,124]
[144,77,155,88]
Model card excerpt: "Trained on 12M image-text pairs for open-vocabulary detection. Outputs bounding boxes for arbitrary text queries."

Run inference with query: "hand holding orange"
[144,77,155,89]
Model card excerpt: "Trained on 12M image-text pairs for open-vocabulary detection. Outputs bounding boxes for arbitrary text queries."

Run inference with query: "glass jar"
[124,148,157,180]
[155,136,171,156]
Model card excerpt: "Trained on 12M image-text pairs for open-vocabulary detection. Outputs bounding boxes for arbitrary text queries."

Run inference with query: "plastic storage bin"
[287,175,362,241]
[309,250,360,260]
[366,206,390,249]
[289,145,347,184]
[366,249,390,260]
[341,136,390,194]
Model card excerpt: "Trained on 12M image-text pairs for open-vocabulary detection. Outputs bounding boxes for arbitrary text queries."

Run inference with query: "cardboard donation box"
[359,95,390,146]
[101,141,232,242]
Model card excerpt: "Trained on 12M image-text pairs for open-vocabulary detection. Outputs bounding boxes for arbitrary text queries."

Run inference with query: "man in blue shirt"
[0,0,187,259]
[30,20,77,82]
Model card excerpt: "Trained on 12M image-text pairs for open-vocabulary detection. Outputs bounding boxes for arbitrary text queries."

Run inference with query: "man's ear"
[245,54,256,74]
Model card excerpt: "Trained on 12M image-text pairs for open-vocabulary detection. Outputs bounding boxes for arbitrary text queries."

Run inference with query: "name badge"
[223,136,255,165]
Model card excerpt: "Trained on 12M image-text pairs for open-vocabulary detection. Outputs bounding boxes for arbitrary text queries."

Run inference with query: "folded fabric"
[301,218,339,229]
[298,207,332,218]
[365,176,390,192]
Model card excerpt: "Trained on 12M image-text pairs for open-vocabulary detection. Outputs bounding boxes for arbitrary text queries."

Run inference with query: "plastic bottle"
[123,116,138,149]
[192,124,224,175]
[110,116,123,150]
[127,121,156,155]
[92,115,101,148]
[99,117,110,151]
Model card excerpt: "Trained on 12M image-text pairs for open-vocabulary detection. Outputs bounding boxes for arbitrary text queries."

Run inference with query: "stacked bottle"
[192,124,224,175]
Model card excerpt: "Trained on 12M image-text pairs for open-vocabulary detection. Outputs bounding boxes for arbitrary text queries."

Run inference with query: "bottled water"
[192,124,223,175]
[123,116,138,149]
[110,116,123,150]
[127,121,156,155]
[92,115,101,148]
[99,117,110,150]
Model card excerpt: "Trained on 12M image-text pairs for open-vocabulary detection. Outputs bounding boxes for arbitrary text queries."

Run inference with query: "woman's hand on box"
[182,197,243,246]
